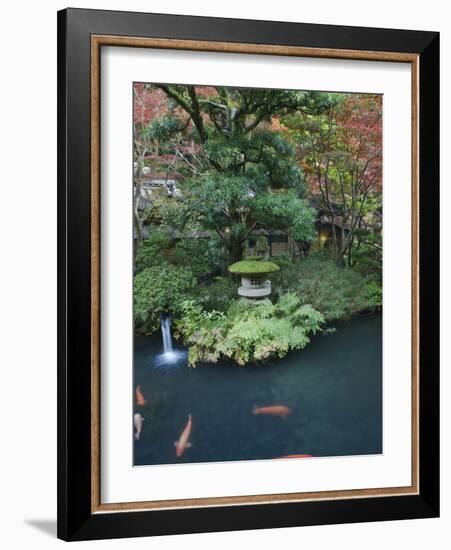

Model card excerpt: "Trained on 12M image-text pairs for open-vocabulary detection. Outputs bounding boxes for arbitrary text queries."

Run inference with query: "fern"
[176,293,324,367]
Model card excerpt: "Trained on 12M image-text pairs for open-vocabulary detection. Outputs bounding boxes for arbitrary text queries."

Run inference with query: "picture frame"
[57,7,439,541]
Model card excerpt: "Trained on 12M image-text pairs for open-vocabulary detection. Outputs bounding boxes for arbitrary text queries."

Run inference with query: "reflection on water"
[153,349,187,370]
[133,313,382,466]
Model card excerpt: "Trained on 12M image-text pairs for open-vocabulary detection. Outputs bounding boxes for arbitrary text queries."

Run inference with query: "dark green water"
[133,313,382,466]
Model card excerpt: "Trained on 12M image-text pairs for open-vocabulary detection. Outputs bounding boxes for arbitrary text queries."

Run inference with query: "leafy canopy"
[139,85,332,262]
[135,229,222,278]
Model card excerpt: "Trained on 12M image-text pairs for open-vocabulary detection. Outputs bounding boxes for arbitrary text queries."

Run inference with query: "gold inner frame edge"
[90,35,420,514]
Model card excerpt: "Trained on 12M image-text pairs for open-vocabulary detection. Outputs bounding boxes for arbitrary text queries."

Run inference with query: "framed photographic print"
[57,8,439,541]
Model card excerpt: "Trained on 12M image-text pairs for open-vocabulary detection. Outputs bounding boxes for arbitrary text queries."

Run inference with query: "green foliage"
[195,277,237,312]
[365,280,383,308]
[136,230,222,278]
[134,263,196,332]
[272,257,375,321]
[145,115,186,142]
[172,236,222,277]
[270,255,296,270]
[135,230,173,272]
[184,173,258,222]
[177,174,316,262]
[136,85,326,263]
[352,230,382,281]
[175,294,324,367]
[203,138,244,171]
[253,191,317,243]
[203,129,304,189]
[351,231,382,310]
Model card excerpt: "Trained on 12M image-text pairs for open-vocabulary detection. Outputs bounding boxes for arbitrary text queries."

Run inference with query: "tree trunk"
[133,181,144,261]
[347,236,354,267]
[296,239,311,258]
[331,222,339,258]
[341,224,346,256]
[227,238,244,264]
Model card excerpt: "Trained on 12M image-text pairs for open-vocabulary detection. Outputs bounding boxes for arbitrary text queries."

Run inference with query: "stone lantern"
[228,259,280,301]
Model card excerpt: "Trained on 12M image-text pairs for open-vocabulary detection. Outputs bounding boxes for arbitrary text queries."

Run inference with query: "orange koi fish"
[252,405,292,418]
[135,385,146,406]
[175,414,192,457]
[277,454,313,459]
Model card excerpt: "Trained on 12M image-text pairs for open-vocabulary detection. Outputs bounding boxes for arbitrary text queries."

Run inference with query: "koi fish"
[175,414,192,457]
[277,454,313,459]
[135,385,146,406]
[134,413,144,440]
[252,405,292,418]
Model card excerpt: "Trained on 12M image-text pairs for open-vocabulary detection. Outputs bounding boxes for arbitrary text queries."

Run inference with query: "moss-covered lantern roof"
[228,260,280,275]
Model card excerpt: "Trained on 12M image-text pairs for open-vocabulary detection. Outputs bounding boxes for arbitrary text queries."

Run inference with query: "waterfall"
[161,316,174,353]
[153,314,186,369]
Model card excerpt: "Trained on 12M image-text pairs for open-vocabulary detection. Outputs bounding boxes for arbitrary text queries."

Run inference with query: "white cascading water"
[154,315,186,368]
[161,316,174,353]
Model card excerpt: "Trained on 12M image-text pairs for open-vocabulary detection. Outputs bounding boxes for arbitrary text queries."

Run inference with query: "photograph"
[132,82,383,466]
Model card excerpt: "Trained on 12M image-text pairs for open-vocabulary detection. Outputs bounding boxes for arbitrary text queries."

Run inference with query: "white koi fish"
[134,413,144,440]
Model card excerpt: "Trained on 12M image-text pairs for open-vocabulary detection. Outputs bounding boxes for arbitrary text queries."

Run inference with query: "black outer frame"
[57,8,439,542]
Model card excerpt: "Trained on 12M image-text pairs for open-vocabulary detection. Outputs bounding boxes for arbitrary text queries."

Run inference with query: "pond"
[133,313,382,466]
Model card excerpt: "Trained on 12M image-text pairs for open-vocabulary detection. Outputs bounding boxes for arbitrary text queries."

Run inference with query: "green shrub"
[172,236,222,277]
[272,257,375,321]
[271,260,302,293]
[352,231,382,281]
[135,230,173,273]
[134,263,196,332]
[175,293,324,367]
[366,279,383,308]
[136,230,222,278]
[271,254,296,270]
[195,277,237,312]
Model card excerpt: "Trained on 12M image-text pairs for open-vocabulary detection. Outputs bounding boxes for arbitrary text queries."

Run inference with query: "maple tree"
[285,93,382,266]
